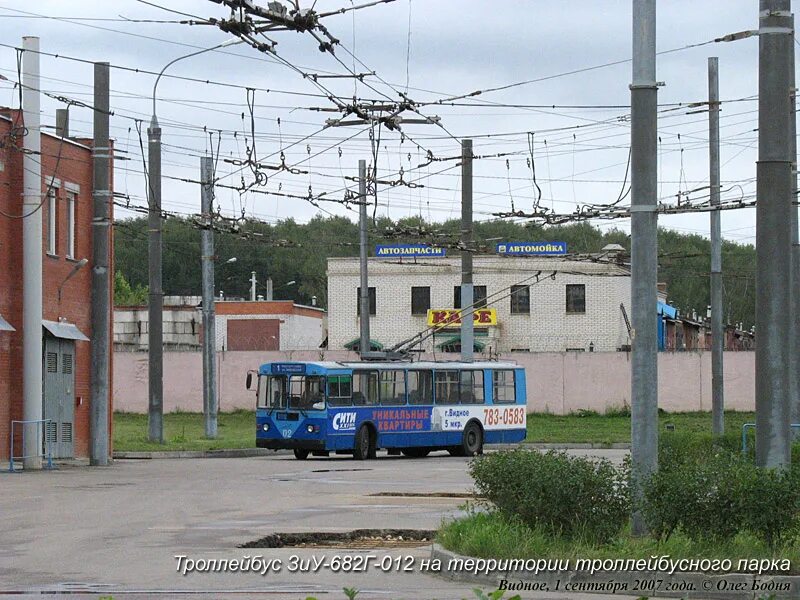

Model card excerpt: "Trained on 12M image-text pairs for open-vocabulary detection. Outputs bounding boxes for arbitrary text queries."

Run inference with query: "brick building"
[326,256,631,354]
[0,109,113,461]
[114,298,325,352]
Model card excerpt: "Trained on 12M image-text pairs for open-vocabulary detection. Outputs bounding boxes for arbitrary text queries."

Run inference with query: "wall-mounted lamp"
[58,258,88,303]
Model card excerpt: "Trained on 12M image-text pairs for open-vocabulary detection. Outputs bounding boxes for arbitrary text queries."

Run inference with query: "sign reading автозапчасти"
[496,241,567,255]
[375,244,446,258]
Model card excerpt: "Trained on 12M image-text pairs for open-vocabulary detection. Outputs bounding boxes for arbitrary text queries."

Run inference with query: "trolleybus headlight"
[262,423,269,432]
[307,425,315,433]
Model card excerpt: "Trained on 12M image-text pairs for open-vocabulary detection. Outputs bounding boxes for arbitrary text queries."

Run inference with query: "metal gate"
[43,336,75,458]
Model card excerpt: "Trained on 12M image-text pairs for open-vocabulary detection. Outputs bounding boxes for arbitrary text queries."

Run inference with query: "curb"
[113,444,630,459]
[519,442,631,450]
[431,544,799,599]
[113,448,285,459]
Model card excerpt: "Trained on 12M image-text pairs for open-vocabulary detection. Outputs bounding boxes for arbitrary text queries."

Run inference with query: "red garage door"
[226,319,280,351]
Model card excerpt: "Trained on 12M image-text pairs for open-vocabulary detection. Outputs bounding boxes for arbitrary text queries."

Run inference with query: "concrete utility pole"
[200,156,217,439]
[147,110,163,443]
[145,41,240,443]
[630,0,659,534]
[90,61,111,465]
[756,0,793,468]
[789,15,800,431]
[250,271,257,302]
[358,159,370,356]
[708,57,725,436]
[460,139,474,363]
[22,36,42,470]
[55,108,69,138]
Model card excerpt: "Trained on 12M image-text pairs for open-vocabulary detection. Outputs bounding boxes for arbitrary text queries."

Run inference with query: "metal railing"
[8,419,54,472]
[741,422,800,454]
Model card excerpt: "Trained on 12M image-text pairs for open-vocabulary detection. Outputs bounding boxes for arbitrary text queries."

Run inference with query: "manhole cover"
[241,529,435,549]
[310,468,372,473]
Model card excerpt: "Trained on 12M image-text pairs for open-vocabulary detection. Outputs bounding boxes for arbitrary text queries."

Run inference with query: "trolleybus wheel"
[293,449,310,460]
[461,422,483,457]
[353,425,372,460]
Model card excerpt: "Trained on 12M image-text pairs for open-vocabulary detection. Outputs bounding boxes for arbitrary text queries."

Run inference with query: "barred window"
[510,285,530,314]
[566,284,586,314]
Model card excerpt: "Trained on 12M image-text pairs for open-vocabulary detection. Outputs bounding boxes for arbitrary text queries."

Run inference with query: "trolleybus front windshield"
[258,375,325,410]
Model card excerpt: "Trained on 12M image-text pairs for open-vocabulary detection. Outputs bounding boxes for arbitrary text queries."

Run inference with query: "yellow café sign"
[426,308,498,328]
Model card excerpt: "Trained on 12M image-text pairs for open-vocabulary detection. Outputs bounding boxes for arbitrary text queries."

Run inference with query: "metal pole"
[630,0,659,534]
[460,139,474,362]
[708,57,725,436]
[90,61,111,465]
[147,113,163,443]
[756,0,793,468]
[250,271,257,302]
[55,108,69,138]
[21,36,42,470]
[789,14,800,432]
[359,159,370,356]
[201,156,217,439]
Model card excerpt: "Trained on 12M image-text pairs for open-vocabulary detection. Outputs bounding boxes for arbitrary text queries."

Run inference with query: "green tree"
[114,270,148,306]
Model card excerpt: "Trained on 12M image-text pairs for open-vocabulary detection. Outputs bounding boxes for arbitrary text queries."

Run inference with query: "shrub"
[738,465,800,549]
[644,448,800,548]
[470,450,629,544]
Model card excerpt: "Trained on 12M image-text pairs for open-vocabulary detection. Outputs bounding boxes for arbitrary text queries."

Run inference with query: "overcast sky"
[0,1,778,247]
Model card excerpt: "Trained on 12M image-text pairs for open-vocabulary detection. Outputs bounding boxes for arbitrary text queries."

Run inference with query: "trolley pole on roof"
[460,139,474,362]
[358,159,370,357]
[630,0,659,535]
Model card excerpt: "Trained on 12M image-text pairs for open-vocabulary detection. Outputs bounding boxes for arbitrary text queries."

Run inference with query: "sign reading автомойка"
[496,241,567,256]
[375,244,446,258]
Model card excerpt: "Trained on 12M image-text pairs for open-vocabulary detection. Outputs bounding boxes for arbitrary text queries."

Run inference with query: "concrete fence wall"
[112,350,756,414]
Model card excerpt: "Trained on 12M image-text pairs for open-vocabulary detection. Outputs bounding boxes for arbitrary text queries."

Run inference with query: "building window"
[356,287,376,316]
[411,286,430,315]
[453,285,487,309]
[66,192,76,259]
[47,190,57,255]
[510,285,530,314]
[566,284,586,314]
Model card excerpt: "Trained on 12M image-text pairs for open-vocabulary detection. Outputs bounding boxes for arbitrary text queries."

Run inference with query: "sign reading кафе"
[427,308,498,328]
[375,244,446,258]
[496,241,567,255]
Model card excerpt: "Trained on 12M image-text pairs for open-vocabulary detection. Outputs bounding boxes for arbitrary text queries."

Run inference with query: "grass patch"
[438,511,800,572]
[114,410,759,451]
[113,410,255,452]
[525,410,756,444]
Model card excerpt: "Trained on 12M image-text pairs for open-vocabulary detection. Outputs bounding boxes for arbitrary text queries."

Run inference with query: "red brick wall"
[0,110,114,460]
[226,319,280,351]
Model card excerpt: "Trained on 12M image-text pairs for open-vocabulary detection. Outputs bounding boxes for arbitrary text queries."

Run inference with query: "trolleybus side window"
[327,375,352,406]
[460,370,484,404]
[408,370,433,405]
[353,370,379,406]
[434,371,460,404]
[379,370,407,405]
[493,370,516,404]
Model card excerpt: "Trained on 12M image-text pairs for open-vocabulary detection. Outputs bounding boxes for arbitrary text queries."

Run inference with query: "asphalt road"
[0,449,635,600]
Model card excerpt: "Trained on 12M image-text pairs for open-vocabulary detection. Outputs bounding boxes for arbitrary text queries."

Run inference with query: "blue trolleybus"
[247,360,527,460]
